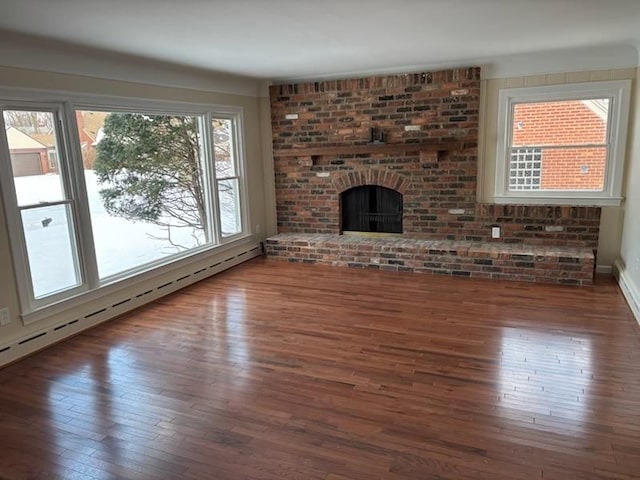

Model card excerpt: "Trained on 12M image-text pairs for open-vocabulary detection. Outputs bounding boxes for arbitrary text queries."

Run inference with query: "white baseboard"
[614,260,640,325]
[596,264,613,274]
[0,243,262,367]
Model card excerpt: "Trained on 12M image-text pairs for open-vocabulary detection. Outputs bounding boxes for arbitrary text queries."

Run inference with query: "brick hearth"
[265,234,595,285]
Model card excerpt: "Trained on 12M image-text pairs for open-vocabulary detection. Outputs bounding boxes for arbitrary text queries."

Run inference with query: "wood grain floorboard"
[0,257,639,479]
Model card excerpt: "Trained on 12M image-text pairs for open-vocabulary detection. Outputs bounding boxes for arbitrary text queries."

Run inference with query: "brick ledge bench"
[264,234,595,285]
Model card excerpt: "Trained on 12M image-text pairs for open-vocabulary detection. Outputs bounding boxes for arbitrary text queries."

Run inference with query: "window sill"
[493,195,623,207]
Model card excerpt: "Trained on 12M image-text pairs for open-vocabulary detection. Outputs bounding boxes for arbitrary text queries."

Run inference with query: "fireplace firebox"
[341,185,402,234]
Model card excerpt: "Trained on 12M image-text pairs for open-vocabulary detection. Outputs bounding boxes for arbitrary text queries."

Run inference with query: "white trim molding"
[0,241,262,368]
[614,259,640,325]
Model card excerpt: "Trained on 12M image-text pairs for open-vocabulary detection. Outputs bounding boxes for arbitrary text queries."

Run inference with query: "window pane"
[21,204,80,298]
[76,110,210,279]
[510,146,606,192]
[539,146,606,191]
[212,118,235,178]
[512,99,609,147]
[509,148,542,191]
[3,110,65,206]
[218,178,241,236]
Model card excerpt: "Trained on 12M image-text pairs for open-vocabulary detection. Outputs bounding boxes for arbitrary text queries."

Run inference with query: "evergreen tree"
[94,113,207,248]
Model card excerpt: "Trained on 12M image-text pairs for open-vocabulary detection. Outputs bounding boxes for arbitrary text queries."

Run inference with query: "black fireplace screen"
[341,185,402,233]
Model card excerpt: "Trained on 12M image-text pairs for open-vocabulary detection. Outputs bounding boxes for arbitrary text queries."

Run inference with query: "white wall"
[478,67,638,270]
[259,95,278,236]
[617,66,640,322]
[0,30,260,97]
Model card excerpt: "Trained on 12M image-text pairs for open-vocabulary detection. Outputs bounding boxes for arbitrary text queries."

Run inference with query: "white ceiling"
[0,0,639,81]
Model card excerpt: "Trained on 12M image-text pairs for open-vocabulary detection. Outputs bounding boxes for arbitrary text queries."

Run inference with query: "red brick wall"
[512,101,606,190]
[269,68,601,249]
[474,204,600,247]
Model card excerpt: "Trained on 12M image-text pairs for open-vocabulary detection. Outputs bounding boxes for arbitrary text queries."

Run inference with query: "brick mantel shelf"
[274,140,465,162]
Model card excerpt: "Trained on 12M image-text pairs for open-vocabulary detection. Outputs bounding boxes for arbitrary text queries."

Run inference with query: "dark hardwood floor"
[0,258,639,479]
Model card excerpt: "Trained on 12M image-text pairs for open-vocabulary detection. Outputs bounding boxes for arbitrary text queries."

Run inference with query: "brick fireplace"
[266,67,599,284]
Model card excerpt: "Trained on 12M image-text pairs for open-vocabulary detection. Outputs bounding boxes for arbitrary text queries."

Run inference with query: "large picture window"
[495,80,631,205]
[0,95,248,318]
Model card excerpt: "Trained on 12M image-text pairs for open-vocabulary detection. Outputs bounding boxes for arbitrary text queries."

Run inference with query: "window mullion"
[19,199,73,211]
[511,143,608,150]
[230,114,249,236]
[197,115,215,244]
[61,102,100,289]
[206,113,222,245]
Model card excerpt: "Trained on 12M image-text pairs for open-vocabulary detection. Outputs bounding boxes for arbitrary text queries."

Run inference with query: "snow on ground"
[15,171,209,298]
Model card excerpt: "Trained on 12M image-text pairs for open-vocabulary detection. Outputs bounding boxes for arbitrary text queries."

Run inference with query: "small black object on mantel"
[369,127,385,144]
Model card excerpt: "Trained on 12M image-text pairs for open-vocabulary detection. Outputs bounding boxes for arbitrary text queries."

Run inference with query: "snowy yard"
[16,171,213,298]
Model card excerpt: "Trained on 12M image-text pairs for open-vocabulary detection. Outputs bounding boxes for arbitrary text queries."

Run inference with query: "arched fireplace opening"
[341,185,402,235]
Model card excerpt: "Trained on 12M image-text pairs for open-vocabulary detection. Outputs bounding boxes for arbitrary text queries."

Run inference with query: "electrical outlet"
[0,307,10,326]
[491,226,501,239]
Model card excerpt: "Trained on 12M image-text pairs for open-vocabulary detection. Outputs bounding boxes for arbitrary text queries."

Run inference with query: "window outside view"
[4,109,241,298]
[80,110,209,279]
[212,118,242,237]
[6,110,81,298]
[509,99,609,192]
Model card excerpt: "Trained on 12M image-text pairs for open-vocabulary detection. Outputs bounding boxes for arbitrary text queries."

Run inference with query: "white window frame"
[494,80,631,206]
[0,102,87,311]
[0,87,251,323]
[210,113,248,240]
